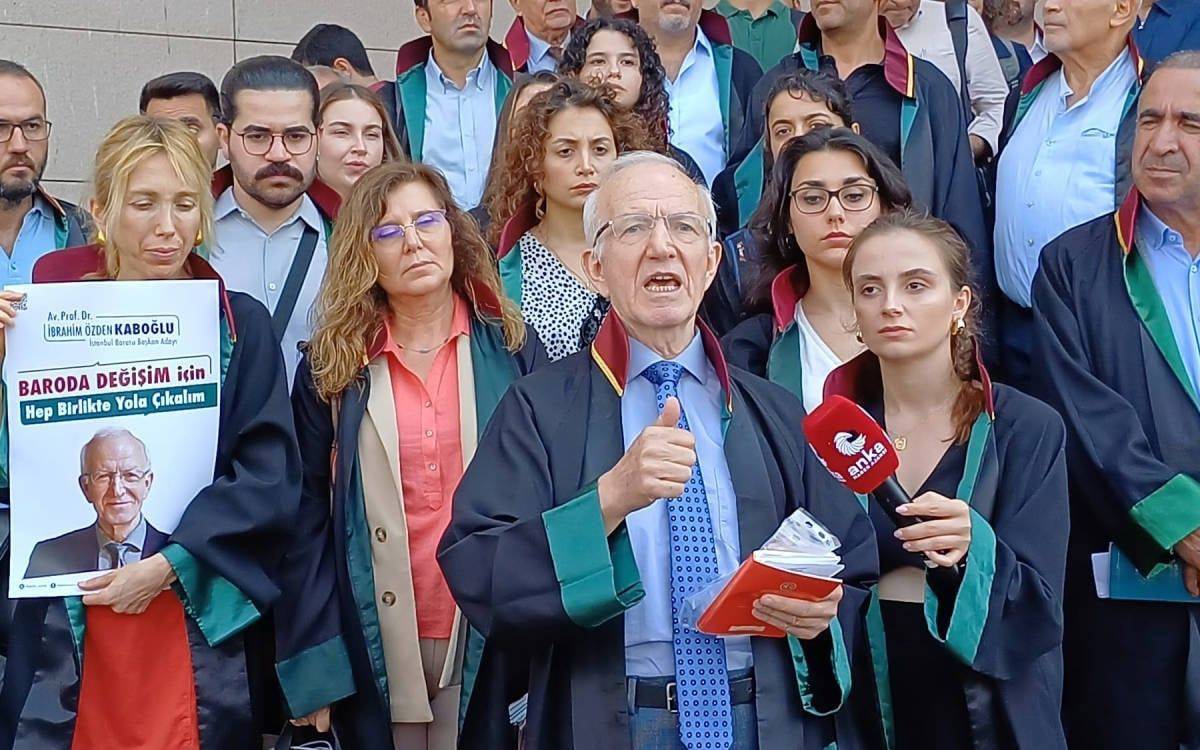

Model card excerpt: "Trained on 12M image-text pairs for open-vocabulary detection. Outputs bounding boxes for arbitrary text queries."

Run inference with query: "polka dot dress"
[518,232,604,361]
[642,361,734,750]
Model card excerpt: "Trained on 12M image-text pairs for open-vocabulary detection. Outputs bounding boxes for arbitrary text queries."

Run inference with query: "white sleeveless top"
[793,301,853,413]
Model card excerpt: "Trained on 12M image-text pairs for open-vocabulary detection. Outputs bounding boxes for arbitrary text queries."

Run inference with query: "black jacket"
[24,522,169,579]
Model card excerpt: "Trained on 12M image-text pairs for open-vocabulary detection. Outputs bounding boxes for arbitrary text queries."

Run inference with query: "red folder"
[696,555,842,638]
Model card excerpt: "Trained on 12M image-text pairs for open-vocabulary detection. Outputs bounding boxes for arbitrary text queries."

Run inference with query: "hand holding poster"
[4,280,220,598]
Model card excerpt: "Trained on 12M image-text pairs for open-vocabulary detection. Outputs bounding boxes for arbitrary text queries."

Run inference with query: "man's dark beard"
[0,174,38,207]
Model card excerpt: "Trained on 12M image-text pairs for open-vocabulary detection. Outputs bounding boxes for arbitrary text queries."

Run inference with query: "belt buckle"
[666,681,678,713]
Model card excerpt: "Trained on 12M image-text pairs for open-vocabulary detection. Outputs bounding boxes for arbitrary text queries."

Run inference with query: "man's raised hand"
[598,397,696,533]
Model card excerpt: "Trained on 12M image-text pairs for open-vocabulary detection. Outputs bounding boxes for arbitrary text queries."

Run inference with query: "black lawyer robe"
[291,296,546,749]
[0,250,337,748]
[823,354,1069,750]
[1031,192,1200,750]
[438,312,879,750]
[726,16,995,356]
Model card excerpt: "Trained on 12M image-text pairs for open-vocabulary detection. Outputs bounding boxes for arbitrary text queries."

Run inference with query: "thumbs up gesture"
[598,397,697,533]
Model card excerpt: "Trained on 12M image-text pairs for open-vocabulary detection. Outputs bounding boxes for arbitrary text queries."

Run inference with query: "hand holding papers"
[682,507,844,638]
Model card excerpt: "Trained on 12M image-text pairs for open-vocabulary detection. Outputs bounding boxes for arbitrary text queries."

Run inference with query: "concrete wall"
[0,0,517,204]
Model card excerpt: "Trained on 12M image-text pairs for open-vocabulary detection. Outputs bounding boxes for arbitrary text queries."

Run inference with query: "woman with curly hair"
[486,78,651,360]
[559,17,705,183]
[295,161,544,749]
[472,71,562,235]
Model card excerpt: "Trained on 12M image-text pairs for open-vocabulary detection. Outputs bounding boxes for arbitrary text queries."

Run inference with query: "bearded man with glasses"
[0,60,90,286]
[24,429,166,578]
[441,151,877,750]
[210,55,343,389]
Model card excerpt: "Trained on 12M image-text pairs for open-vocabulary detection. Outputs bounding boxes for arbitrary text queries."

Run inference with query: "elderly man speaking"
[439,152,876,750]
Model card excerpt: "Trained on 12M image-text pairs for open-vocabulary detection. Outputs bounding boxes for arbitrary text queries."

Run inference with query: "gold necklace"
[888,397,957,451]
[395,333,453,354]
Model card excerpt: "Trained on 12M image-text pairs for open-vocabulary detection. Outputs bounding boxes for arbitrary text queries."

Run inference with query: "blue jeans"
[626,671,759,750]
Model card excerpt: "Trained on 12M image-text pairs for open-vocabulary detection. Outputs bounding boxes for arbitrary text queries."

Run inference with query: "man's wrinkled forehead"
[84,436,149,469]
[600,163,702,218]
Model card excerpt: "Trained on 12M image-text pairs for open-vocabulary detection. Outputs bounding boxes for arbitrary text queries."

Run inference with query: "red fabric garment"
[382,295,469,639]
[71,591,201,750]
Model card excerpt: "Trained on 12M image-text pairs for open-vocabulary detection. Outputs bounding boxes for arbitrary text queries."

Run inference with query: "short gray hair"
[1149,50,1200,77]
[80,428,150,476]
[584,151,718,259]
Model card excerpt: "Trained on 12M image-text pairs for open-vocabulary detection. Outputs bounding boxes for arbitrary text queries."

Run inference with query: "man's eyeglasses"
[789,183,878,215]
[370,210,449,243]
[0,120,52,143]
[81,468,151,489]
[592,212,712,247]
[232,128,316,156]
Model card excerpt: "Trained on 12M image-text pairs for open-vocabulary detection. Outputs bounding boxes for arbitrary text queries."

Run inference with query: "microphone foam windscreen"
[802,395,899,494]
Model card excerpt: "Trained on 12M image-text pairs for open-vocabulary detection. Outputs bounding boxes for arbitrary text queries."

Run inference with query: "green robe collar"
[394,38,515,161]
[1114,189,1200,407]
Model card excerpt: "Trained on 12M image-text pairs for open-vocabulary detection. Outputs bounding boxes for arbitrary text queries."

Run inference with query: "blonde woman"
[0,116,352,749]
[316,83,405,200]
[294,161,545,749]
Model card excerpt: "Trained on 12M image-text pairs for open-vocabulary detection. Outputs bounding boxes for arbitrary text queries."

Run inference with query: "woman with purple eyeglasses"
[294,161,545,749]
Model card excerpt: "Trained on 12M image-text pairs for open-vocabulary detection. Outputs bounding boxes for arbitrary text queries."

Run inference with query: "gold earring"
[195,229,204,247]
[952,317,966,335]
[96,229,106,246]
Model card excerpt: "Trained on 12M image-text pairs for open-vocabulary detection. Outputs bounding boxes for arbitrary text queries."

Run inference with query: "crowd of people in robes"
[0,0,1198,747]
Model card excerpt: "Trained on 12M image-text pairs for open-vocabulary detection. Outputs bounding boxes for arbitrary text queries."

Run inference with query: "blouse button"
[381,591,396,606]
[375,527,387,542]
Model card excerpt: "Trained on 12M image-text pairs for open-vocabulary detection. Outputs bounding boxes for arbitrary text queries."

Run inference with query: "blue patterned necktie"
[641,361,733,750]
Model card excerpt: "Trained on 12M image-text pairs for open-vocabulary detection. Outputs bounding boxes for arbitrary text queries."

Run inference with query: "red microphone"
[803,396,962,579]
[802,395,914,527]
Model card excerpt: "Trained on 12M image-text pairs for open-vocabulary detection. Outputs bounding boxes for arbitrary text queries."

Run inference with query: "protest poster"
[4,280,220,598]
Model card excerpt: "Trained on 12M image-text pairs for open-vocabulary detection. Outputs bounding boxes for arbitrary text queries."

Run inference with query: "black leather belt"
[633,675,755,712]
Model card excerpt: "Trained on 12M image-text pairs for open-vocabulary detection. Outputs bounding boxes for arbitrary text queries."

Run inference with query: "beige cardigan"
[356,336,477,722]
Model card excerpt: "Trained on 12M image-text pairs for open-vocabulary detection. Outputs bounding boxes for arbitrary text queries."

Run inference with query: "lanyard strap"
[272,224,320,342]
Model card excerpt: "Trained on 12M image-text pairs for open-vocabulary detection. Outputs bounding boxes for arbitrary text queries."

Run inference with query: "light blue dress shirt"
[524,28,562,73]
[210,189,329,390]
[1136,206,1200,398]
[994,48,1137,307]
[0,194,57,286]
[621,333,752,677]
[422,51,499,209]
[96,516,147,570]
[666,30,727,187]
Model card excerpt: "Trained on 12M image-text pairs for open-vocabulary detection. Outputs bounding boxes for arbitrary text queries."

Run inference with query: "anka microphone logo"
[834,431,867,456]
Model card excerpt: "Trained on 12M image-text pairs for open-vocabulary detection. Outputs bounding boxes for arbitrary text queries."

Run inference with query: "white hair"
[584,150,718,260]
[80,428,150,476]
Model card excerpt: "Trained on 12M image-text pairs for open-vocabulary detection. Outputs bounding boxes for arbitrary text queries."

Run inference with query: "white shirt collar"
[426,48,493,92]
[626,330,710,387]
[1055,46,1133,111]
[215,186,323,235]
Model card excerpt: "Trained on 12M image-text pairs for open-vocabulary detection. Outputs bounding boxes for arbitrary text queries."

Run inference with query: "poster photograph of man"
[23,428,166,579]
[5,280,221,597]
